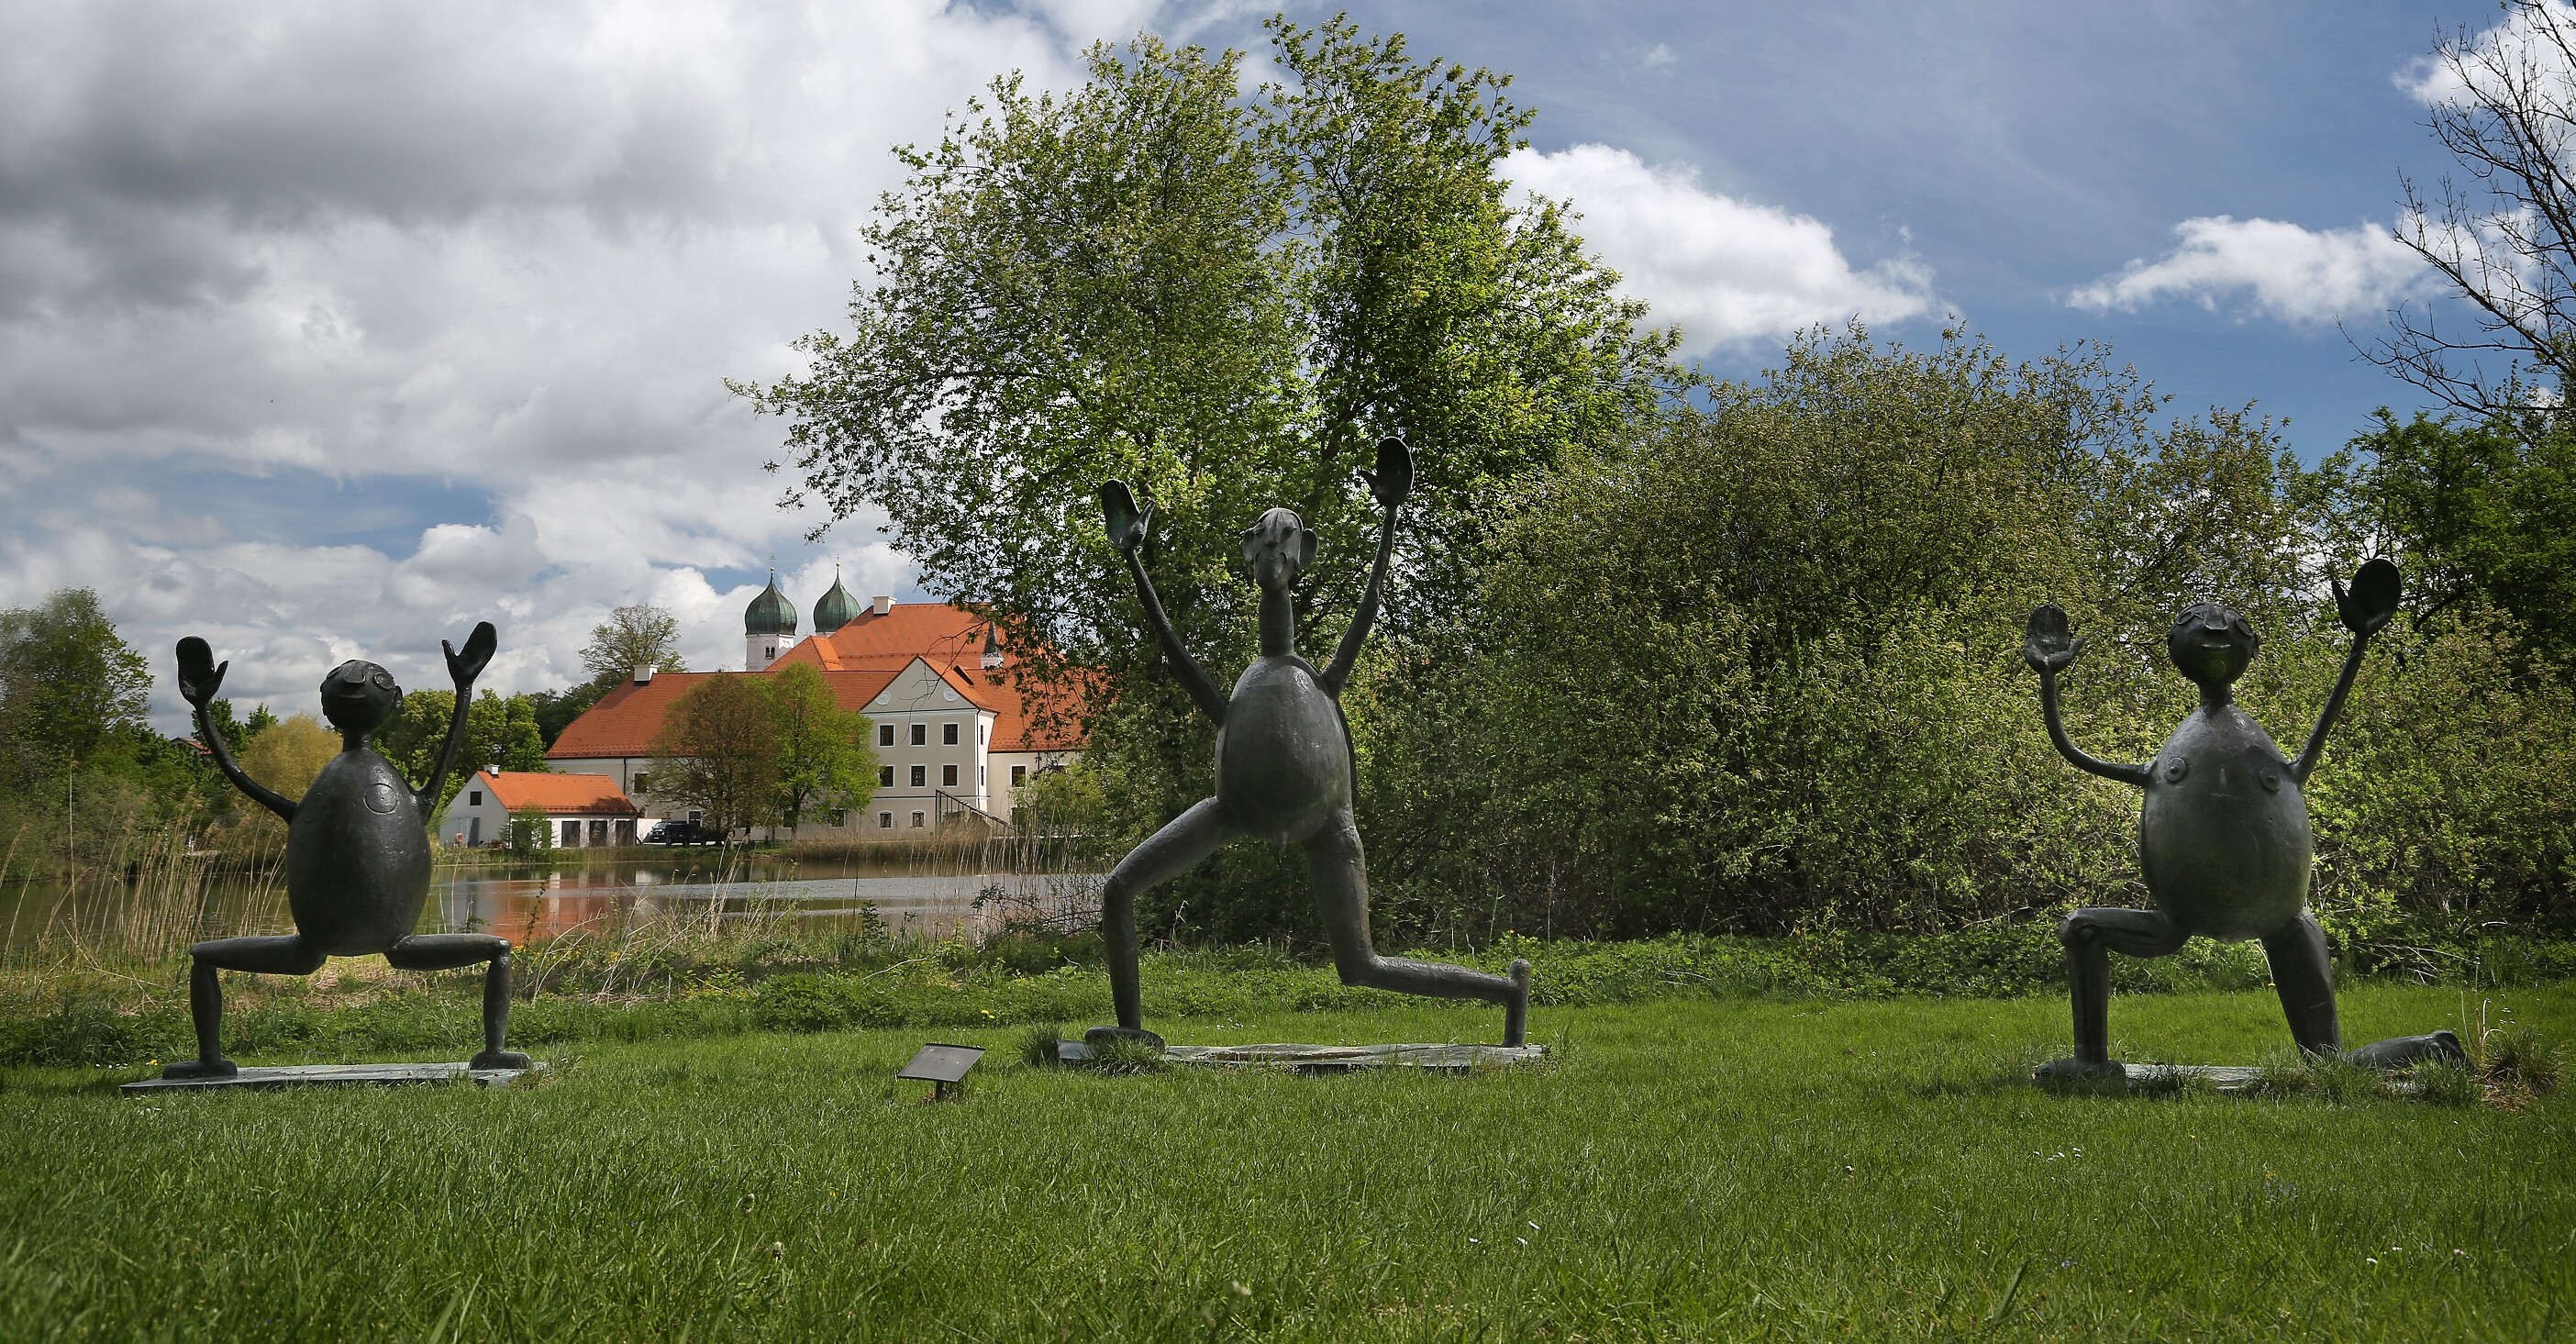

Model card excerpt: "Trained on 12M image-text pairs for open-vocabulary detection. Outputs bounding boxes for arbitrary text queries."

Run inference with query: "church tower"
[744,571,796,672]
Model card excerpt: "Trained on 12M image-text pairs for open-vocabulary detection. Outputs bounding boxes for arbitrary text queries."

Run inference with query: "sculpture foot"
[1502,959,1533,1047]
[162,1057,238,1080]
[1084,1026,1165,1052]
[2033,1056,2126,1084]
[2345,1030,2467,1071]
[470,1050,533,1071]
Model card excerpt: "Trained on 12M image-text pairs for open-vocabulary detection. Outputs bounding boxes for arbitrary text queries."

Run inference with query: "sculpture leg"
[1091,797,1236,1046]
[387,933,529,1070]
[1304,811,1534,1046]
[2255,913,2467,1068]
[2039,908,2187,1079]
[167,934,325,1079]
[2259,911,2341,1058]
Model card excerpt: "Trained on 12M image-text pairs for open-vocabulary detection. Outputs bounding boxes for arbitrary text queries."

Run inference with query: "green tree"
[375,689,551,821]
[527,683,608,747]
[1359,325,2345,940]
[764,661,876,837]
[580,605,686,687]
[206,713,340,860]
[650,675,780,839]
[2312,409,2576,663]
[506,803,553,855]
[240,714,339,799]
[0,588,153,792]
[200,699,250,755]
[737,20,1682,913]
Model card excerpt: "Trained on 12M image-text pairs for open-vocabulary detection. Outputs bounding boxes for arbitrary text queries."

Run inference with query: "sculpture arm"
[414,621,497,809]
[2038,670,2153,788]
[1319,501,1397,697]
[1126,553,1228,725]
[2290,633,2371,785]
[196,705,297,822]
[2293,559,2399,785]
[412,683,478,812]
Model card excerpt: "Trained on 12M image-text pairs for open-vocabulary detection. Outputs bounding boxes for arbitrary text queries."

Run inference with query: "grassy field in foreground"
[0,984,2569,1341]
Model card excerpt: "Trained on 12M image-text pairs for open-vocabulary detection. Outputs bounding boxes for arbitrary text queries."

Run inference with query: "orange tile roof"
[483,771,638,815]
[548,668,904,759]
[546,602,1089,761]
[823,602,992,662]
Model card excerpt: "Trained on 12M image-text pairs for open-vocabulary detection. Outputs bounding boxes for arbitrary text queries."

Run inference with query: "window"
[632,772,650,794]
[909,723,927,746]
[978,765,985,786]
[878,812,893,829]
[879,766,894,787]
[561,819,581,847]
[910,810,926,828]
[588,818,608,846]
[942,763,958,787]
[468,789,483,805]
[942,722,960,745]
[909,765,926,787]
[1012,765,1027,786]
[878,724,894,747]
[831,809,848,827]
[980,721,988,744]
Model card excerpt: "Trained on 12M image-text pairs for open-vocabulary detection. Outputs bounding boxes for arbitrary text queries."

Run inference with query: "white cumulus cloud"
[2396,0,2576,108]
[1503,143,1935,355]
[2068,216,2428,326]
[0,0,1221,728]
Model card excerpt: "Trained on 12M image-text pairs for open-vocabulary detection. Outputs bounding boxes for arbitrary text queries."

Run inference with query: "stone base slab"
[1054,1040,1543,1073]
[2117,1063,2268,1092]
[121,1061,541,1094]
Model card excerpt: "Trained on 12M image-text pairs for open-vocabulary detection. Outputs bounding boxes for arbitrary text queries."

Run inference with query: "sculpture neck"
[2197,683,2235,713]
[339,729,372,753]
[1259,586,1296,657]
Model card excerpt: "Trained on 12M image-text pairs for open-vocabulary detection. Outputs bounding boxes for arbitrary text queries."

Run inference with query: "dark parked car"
[644,819,722,846]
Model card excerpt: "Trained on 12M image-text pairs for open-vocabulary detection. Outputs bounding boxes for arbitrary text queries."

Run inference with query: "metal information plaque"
[898,1043,984,1100]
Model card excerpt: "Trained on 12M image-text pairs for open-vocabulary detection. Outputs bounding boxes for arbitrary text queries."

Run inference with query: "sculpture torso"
[1216,655,1352,844]
[283,746,432,954]
[2137,705,2311,941]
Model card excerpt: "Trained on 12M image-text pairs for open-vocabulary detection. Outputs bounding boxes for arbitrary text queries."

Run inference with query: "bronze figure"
[164,623,530,1078]
[1093,439,1532,1049]
[2025,560,2461,1078]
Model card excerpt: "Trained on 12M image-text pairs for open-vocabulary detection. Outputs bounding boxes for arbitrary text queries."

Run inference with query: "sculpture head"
[319,660,403,738]
[2166,602,2259,688]
[1240,506,1316,594]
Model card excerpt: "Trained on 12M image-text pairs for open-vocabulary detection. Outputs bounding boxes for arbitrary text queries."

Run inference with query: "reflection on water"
[438,861,1103,944]
[1,855,1101,953]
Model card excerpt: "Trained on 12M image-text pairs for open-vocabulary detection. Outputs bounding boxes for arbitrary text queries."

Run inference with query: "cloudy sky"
[0,1,2517,728]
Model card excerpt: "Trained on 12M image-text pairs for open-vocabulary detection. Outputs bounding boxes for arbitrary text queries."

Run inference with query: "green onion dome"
[744,575,798,638]
[812,572,862,636]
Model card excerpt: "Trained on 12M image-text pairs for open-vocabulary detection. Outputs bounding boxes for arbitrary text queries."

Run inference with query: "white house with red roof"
[439,768,640,849]
[544,583,1083,839]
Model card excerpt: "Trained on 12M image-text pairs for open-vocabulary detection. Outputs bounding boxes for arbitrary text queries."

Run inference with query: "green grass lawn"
[1,983,2567,1340]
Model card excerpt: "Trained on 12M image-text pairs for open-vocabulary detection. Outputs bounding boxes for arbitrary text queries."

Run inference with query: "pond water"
[0,855,1103,956]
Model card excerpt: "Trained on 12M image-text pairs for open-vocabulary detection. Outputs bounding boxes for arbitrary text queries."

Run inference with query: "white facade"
[550,656,1074,839]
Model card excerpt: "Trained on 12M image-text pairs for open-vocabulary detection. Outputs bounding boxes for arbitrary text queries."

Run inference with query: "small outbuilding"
[439,769,639,850]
